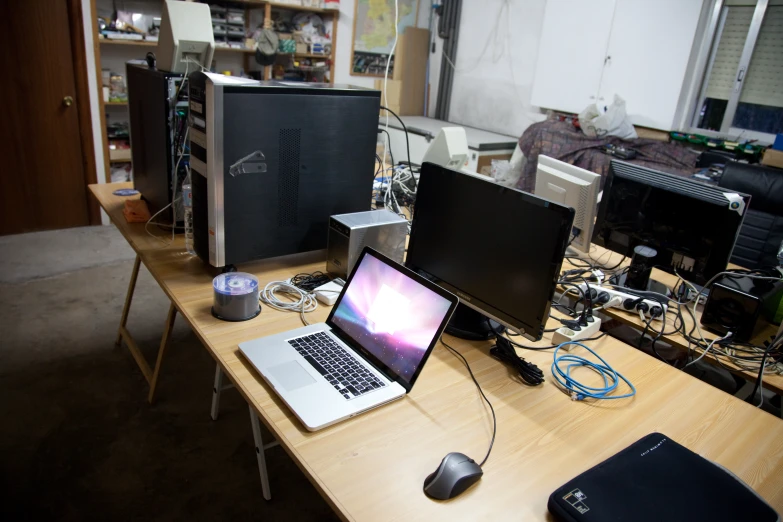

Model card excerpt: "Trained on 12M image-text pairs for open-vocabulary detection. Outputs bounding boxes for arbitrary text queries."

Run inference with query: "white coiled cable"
[259,281,319,325]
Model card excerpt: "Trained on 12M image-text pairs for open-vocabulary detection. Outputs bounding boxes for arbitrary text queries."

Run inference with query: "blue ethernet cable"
[551,341,637,401]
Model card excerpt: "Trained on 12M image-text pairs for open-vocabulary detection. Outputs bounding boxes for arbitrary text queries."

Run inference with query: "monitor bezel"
[326,246,459,393]
[406,162,575,342]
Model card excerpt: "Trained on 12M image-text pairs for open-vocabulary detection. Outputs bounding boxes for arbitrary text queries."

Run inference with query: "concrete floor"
[0,226,338,521]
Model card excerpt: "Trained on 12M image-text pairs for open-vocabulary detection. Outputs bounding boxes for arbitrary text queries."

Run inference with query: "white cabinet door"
[598,0,704,130]
[530,0,616,115]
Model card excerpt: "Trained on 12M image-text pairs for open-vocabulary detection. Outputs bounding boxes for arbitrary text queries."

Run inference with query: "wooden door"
[0,0,95,235]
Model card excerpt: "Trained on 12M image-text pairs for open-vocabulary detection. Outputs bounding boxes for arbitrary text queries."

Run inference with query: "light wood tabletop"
[91,182,783,520]
[561,246,783,394]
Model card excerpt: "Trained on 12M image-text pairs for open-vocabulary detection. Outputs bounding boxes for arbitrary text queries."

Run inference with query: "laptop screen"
[329,252,455,386]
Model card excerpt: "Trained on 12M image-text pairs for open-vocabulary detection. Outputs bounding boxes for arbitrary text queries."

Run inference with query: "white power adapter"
[313,279,345,306]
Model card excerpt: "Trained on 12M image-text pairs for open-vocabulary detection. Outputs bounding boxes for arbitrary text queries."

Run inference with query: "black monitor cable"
[746,331,783,408]
[490,335,545,385]
[380,106,414,179]
[289,271,331,292]
[440,336,496,467]
[377,128,395,168]
[505,330,607,351]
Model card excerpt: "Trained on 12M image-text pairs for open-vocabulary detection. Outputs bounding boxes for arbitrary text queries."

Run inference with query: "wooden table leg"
[116,255,141,347]
[147,303,177,404]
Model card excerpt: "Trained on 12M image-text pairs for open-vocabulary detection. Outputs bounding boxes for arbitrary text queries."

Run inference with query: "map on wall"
[353,0,419,55]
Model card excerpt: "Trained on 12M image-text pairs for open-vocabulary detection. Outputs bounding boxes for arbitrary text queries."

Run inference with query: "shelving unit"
[92,0,339,182]
[99,39,157,47]
[99,39,257,53]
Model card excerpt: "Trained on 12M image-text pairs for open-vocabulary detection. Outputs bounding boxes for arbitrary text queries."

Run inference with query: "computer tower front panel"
[189,73,379,268]
[220,91,377,266]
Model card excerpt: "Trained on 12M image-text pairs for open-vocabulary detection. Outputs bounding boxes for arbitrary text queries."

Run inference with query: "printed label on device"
[563,489,590,514]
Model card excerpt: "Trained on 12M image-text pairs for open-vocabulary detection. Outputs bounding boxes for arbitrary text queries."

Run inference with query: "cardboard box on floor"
[762,148,783,169]
[374,27,429,116]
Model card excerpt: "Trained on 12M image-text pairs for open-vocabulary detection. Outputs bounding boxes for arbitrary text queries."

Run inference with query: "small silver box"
[326,210,408,277]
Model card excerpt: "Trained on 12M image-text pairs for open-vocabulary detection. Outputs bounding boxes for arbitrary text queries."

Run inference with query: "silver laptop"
[240,247,458,431]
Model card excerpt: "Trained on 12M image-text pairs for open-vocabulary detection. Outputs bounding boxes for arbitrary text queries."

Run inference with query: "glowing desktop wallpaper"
[331,254,453,383]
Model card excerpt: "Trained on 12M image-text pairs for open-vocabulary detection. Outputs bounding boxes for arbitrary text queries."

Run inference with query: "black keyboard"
[288,331,386,400]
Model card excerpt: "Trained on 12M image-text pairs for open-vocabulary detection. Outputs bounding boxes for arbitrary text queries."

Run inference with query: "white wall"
[447,0,548,137]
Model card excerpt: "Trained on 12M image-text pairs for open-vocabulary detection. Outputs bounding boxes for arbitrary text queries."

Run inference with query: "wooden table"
[562,246,783,394]
[90,182,783,519]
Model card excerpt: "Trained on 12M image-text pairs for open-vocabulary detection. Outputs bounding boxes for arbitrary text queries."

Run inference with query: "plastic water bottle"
[182,183,196,255]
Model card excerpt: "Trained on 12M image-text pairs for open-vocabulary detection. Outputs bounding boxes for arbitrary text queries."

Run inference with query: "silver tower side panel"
[206,82,225,267]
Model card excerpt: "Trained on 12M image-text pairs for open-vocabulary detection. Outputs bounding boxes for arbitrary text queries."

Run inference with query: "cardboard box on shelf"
[110,148,132,162]
[761,148,783,169]
[390,27,428,115]
[374,79,401,117]
[295,42,308,54]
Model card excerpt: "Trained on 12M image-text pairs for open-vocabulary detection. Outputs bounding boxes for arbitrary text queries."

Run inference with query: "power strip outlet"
[577,283,667,321]
[552,317,602,347]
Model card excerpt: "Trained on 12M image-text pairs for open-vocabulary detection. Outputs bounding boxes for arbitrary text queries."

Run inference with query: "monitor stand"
[445,304,504,341]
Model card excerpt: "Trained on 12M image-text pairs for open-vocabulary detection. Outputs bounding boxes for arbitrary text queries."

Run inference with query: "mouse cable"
[440,336,496,468]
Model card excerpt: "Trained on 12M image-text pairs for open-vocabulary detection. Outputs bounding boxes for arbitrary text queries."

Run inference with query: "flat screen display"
[406,164,574,340]
[593,161,747,286]
[329,253,454,384]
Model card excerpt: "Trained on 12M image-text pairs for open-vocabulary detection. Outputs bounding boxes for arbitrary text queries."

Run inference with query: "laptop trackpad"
[269,360,316,391]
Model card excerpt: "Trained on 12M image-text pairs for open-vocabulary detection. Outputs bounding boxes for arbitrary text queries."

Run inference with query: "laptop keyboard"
[288,332,386,400]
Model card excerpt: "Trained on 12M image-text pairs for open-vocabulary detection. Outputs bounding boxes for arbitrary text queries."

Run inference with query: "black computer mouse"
[423,452,483,500]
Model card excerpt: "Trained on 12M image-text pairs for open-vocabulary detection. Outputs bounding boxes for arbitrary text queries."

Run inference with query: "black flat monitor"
[406,162,574,341]
[593,160,751,287]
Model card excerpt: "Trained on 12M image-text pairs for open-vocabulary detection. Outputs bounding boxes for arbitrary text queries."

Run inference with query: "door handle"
[63,96,74,107]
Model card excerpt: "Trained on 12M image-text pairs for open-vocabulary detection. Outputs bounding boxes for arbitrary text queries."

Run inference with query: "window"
[692,0,783,140]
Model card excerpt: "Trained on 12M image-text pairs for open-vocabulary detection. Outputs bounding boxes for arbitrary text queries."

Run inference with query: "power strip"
[576,283,667,321]
[552,317,602,347]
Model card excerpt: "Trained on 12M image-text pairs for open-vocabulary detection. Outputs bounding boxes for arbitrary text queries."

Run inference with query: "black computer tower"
[187,72,380,267]
[127,63,187,223]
